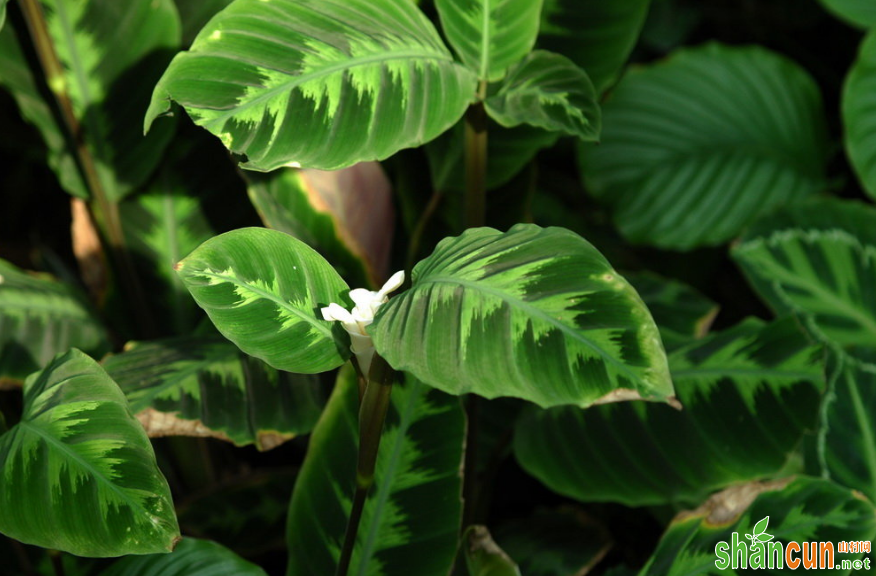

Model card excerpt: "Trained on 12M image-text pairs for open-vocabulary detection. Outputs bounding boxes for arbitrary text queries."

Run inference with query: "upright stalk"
[17,0,154,335]
[464,81,489,229]
[336,355,396,576]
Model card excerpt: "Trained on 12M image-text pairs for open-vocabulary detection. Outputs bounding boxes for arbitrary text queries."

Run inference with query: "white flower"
[321,270,405,376]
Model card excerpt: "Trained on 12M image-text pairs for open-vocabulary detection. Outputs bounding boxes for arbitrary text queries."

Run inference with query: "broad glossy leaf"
[733,228,876,364]
[0,259,109,384]
[434,0,543,82]
[626,273,719,352]
[103,336,325,451]
[100,538,267,576]
[464,526,521,576]
[247,163,394,289]
[843,31,876,201]
[176,227,351,374]
[485,50,600,141]
[514,319,824,506]
[285,365,465,575]
[146,0,478,171]
[744,198,876,247]
[818,0,876,28]
[580,43,829,250]
[639,477,876,575]
[0,0,180,202]
[371,224,674,409]
[0,350,179,556]
[816,350,876,502]
[494,509,611,576]
[539,0,650,93]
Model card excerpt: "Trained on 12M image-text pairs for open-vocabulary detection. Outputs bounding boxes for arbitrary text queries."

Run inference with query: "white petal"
[378,270,405,298]
[321,303,353,323]
[349,288,378,308]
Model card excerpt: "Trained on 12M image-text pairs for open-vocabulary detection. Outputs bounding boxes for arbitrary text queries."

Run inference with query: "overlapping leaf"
[0,259,109,384]
[579,43,829,250]
[818,0,876,28]
[464,526,522,576]
[247,163,394,289]
[513,319,824,507]
[175,227,351,374]
[538,0,651,93]
[639,477,876,575]
[0,350,179,556]
[434,0,543,82]
[371,224,674,408]
[103,336,325,451]
[146,0,478,171]
[174,0,233,46]
[100,538,267,576]
[485,50,600,141]
[843,31,876,201]
[285,366,465,576]
[0,0,180,202]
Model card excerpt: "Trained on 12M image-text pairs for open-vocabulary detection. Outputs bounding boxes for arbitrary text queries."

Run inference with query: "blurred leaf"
[173,0,233,46]
[538,0,650,93]
[176,227,351,374]
[818,0,876,28]
[285,365,465,575]
[627,272,719,351]
[639,477,876,575]
[733,228,876,365]
[103,336,325,451]
[485,50,600,141]
[514,318,824,507]
[0,0,7,32]
[580,43,829,250]
[99,538,267,576]
[0,0,180,201]
[639,0,701,53]
[71,197,108,303]
[843,30,876,201]
[146,0,478,171]
[0,349,179,556]
[372,224,674,408]
[247,163,394,289]
[464,526,522,576]
[0,258,109,384]
[743,198,876,246]
[494,509,611,576]
[434,0,543,82]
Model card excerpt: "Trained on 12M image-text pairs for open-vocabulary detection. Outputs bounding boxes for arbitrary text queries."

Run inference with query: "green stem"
[336,355,395,576]
[464,81,489,229]
[17,0,155,336]
[405,186,444,274]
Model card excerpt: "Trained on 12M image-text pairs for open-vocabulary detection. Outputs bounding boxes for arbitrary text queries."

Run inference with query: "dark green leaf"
[103,336,325,451]
[464,525,521,576]
[372,224,674,408]
[0,350,179,557]
[285,366,465,575]
[580,43,829,250]
[146,0,478,171]
[175,227,351,374]
[174,0,233,46]
[843,30,876,201]
[485,50,600,141]
[818,0,876,28]
[99,538,267,576]
[514,319,824,506]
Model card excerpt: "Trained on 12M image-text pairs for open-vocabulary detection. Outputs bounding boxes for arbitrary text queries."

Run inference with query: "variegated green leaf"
[247,163,394,289]
[464,526,522,576]
[538,0,650,93]
[579,43,829,250]
[485,50,600,141]
[175,227,351,374]
[514,319,824,507]
[0,259,109,384]
[371,224,674,408]
[285,366,465,575]
[733,228,876,365]
[103,336,326,451]
[843,31,876,201]
[0,0,180,202]
[818,0,876,28]
[434,0,544,82]
[100,538,267,576]
[146,0,478,171]
[640,477,876,575]
[0,350,179,556]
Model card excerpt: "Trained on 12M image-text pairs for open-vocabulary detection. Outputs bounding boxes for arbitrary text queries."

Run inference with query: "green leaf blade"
[818,0,876,28]
[99,538,267,576]
[147,0,478,171]
[843,31,876,201]
[0,350,179,557]
[372,224,674,408]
